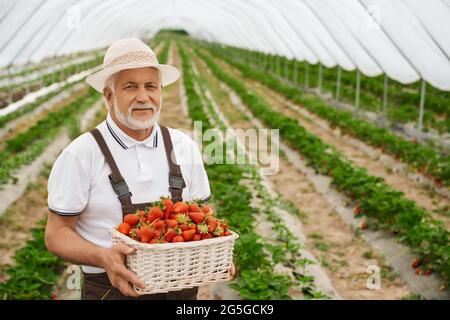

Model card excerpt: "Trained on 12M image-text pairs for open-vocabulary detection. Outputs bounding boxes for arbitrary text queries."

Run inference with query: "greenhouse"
[0,0,449,302]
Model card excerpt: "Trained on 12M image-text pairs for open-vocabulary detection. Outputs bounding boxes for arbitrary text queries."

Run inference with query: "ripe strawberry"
[182,229,196,241]
[153,220,165,230]
[189,203,201,213]
[192,234,201,241]
[207,218,218,233]
[187,223,197,230]
[189,211,205,224]
[124,214,139,226]
[172,235,184,242]
[148,206,164,222]
[424,269,432,276]
[202,204,211,213]
[223,231,232,236]
[139,216,147,224]
[138,210,146,217]
[164,228,181,242]
[415,268,421,275]
[217,219,228,230]
[411,259,421,269]
[118,223,131,235]
[129,228,140,241]
[139,226,154,243]
[165,219,178,228]
[150,238,168,244]
[153,229,161,239]
[179,224,188,231]
[201,233,212,240]
[353,206,362,216]
[359,222,368,230]
[173,202,189,214]
[162,197,174,219]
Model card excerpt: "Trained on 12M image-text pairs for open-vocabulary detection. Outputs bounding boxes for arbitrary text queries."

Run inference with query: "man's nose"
[135,86,150,103]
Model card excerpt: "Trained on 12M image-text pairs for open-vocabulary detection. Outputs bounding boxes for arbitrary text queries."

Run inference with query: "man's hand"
[229,261,237,280]
[101,243,146,297]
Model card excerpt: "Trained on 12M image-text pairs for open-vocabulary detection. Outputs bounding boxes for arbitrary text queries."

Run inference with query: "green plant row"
[179,44,298,299]
[184,43,329,299]
[202,44,450,187]
[0,88,101,184]
[0,219,65,299]
[195,46,450,285]
[0,79,85,128]
[0,55,102,106]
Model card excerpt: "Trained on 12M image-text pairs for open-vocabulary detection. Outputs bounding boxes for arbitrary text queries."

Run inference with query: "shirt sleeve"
[186,139,211,203]
[47,150,90,216]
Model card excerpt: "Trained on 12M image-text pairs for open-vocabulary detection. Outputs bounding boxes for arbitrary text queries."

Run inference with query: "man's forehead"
[117,67,160,83]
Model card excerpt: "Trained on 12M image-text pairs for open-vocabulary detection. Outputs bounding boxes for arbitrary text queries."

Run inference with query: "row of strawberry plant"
[187,46,330,298]
[0,219,65,299]
[180,44,297,299]
[0,88,101,184]
[0,55,102,108]
[195,46,450,286]
[0,79,85,128]
[220,46,450,133]
[201,43,450,187]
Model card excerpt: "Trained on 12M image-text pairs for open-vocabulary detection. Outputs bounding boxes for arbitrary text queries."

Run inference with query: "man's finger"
[114,243,135,256]
[126,270,146,289]
[229,262,236,279]
[119,282,140,297]
[117,266,146,289]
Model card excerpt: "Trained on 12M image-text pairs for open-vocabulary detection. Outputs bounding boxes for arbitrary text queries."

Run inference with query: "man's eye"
[125,85,137,89]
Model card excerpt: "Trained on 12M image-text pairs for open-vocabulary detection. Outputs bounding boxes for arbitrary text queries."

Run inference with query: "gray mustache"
[129,104,156,111]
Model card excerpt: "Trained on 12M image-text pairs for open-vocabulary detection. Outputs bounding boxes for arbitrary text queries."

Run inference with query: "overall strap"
[90,128,132,206]
[159,126,186,203]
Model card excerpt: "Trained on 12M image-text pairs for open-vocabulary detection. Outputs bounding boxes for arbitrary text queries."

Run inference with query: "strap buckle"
[109,174,132,199]
[169,174,186,190]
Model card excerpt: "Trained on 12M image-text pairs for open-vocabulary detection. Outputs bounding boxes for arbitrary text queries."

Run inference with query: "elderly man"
[45,38,234,300]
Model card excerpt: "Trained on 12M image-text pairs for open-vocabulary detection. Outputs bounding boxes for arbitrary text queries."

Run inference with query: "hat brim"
[85,63,180,93]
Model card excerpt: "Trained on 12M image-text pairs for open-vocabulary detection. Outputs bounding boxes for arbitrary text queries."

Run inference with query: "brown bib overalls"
[81,126,198,300]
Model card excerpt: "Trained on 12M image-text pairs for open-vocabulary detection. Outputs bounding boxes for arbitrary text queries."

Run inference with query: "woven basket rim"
[109,228,239,250]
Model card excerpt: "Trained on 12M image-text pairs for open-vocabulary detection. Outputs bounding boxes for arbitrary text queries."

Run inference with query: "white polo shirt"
[47,113,211,273]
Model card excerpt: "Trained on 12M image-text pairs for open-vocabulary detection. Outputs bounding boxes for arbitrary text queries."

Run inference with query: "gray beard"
[113,97,161,130]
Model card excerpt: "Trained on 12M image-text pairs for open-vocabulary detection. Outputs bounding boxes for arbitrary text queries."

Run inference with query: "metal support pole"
[284,58,289,80]
[318,63,323,95]
[276,55,281,76]
[381,74,389,127]
[294,60,298,85]
[305,62,309,89]
[336,66,341,105]
[7,67,13,104]
[265,53,269,71]
[355,70,361,111]
[271,55,275,73]
[418,79,426,133]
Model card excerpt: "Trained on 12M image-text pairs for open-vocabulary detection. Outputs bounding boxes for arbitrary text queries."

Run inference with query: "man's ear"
[103,87,113,108]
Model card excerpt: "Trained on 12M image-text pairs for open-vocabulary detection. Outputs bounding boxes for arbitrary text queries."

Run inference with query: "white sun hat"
[85,38,180,93]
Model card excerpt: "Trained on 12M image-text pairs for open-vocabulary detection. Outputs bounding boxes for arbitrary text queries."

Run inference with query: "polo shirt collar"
[106,113,159,149]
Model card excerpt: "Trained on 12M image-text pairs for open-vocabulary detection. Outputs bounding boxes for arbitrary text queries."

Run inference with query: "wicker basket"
[109,228,239,294]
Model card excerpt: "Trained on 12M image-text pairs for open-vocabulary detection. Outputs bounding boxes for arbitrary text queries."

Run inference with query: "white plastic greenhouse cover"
[1,0,450,90]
